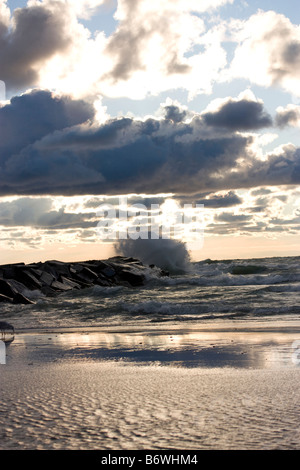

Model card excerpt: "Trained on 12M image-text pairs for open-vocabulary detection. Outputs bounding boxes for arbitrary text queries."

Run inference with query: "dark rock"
[0,279,33,304]
[116,269,145,286]
[80,260,112,274]
[70,263,84,273]
[0,293,13,303]
[46,261,71,277]
[43,263,60,279]
[94,277,113,287]
[0,279,23,299]
[0,256,167,303]
[94,272,114,286]
[4,279,29,294]
[81,267,98,281]
[100,266,116,278]
[51,280,74,292]
[13,293,34,305]
[41,285,57,297]
[15,268,42,290]
[109,256,143,265]
[72,267,99,284]
[40,271,56,286]
[60,276,81,290]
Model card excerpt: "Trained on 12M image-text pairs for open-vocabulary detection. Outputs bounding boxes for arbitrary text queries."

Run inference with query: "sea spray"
[115,237,192,274]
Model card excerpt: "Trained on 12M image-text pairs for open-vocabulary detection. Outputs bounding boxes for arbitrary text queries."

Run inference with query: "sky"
[0,0,300,264]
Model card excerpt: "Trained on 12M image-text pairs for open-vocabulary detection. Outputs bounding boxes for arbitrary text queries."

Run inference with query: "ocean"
[1,256,300,332]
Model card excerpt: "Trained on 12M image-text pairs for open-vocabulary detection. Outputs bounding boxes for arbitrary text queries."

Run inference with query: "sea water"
[0,256,299,332]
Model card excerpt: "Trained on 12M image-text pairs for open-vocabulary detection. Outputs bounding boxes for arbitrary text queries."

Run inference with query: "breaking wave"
[115,237,192,274]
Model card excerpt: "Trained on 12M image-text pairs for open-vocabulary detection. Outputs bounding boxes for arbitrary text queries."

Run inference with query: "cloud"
[0,104,252,195]
[202,95,273,131]
[227,10,300,96]
[0,88,95,158]
[164,104,188,124]
[0,1,76,91]
[215,212,252,223]
[176,191,243,208]
[275,105,300,128]
[0,0,233,100]
[196,191,243,208]
[0,197,96,229]
[1,90,300,198]
[101,0,233,99]
[2,2,300,103]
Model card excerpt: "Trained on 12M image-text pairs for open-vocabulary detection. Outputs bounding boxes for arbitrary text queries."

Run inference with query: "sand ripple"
[0,363,299,450]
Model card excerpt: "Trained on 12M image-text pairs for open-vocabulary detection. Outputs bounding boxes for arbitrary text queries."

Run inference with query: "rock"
[40,271,55,286]
[0,256,167,303]
[15,268,42,290]
[51,280,74,292]
[0,293,13,303]
[116,269,145,287]
[94,272,114,286]
[41,285,57,297]
[1,263,25,279]
[100,266,116,278]
[0,279,22,299]
[71,267,99,284]
[45,261,71,277]
[0,279,34,304]
[109,256,143,265]
[13,293,34,305]
[80,267,98,281]
[43,263,60,280]
[70,264,84,273]
[60,276,82,290]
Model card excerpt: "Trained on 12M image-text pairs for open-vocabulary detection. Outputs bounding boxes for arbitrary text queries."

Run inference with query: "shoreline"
[1,318,300,450]
[4,318,300,370]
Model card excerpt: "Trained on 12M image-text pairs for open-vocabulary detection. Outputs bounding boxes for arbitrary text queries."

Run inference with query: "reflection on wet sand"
[10,326,300,369]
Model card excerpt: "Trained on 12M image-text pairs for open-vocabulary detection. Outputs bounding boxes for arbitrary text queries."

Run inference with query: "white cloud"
[0,0,233,99]
[226,10,300,96]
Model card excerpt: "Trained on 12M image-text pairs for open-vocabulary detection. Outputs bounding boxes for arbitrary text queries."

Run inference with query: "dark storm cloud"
[164,105,187,123]
[1,91,300,197]
[221,145,300,190]
[202,99,273,131]
[0,113,252,195]
[0,89,95,159]
[0,3,73,91]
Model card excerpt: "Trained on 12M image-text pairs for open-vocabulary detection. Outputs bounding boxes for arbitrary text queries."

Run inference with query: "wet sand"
[0,321,300,450]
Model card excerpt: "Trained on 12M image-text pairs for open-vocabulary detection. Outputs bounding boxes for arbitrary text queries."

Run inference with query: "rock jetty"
[0,256,169,305]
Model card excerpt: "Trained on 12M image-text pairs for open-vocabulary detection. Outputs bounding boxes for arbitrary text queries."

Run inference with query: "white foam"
[115,237,192,274]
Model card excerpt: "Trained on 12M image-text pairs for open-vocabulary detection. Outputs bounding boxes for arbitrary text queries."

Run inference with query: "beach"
[1,320,299,450]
